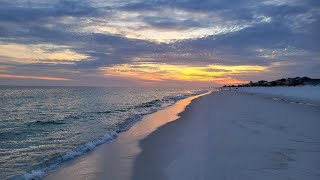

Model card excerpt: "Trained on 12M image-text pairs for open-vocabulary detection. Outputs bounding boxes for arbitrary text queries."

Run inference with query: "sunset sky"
[0,0,319,87]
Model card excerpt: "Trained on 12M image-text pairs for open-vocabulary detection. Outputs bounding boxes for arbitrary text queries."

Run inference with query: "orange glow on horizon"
[0,74,71,81]
[100,62,267,85]
[213,77,248,85]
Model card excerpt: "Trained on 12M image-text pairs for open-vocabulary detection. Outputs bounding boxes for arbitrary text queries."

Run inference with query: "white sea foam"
[23,132,118,180]
[22,89,210,180]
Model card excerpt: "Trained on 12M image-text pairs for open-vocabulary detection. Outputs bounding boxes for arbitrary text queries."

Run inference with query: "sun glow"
[101,62,267,84]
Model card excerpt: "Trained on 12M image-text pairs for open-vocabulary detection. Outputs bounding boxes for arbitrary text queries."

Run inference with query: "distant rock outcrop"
[223,77,320,87]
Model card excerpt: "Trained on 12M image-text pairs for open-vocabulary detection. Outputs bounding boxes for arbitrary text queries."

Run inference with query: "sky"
[0,0,319,87]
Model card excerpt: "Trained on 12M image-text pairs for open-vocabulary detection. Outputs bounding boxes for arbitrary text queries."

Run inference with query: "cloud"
[101,62,268,83]
[0,0,319,86]
[0,73,71,81]
[0,42,89,64]
[0,0,99,22]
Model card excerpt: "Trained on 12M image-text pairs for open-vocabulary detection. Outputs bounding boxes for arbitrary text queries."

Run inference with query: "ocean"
[0,86,207,179]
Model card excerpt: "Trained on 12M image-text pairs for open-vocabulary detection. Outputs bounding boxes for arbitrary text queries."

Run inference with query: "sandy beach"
[44,90,320,180]
[2,0,319,179]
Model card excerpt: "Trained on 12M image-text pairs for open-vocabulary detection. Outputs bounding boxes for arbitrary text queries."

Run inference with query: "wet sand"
[44,92,209,180]
[45,90,320,180]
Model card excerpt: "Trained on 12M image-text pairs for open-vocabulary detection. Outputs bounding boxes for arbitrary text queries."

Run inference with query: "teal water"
[0,86,207,179]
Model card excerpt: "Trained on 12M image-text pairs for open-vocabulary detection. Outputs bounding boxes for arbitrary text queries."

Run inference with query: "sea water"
[0,86,207,179]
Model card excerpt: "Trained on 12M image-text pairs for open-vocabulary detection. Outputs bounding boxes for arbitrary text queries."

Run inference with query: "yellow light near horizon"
[101,62,268,84]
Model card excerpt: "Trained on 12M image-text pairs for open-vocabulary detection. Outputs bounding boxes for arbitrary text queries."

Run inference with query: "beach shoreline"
[43,91,210,180]
[45,89,320,180]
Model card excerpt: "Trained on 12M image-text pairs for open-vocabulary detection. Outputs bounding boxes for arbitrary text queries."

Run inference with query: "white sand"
[236,86,320,105]
[44,90,320,180]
